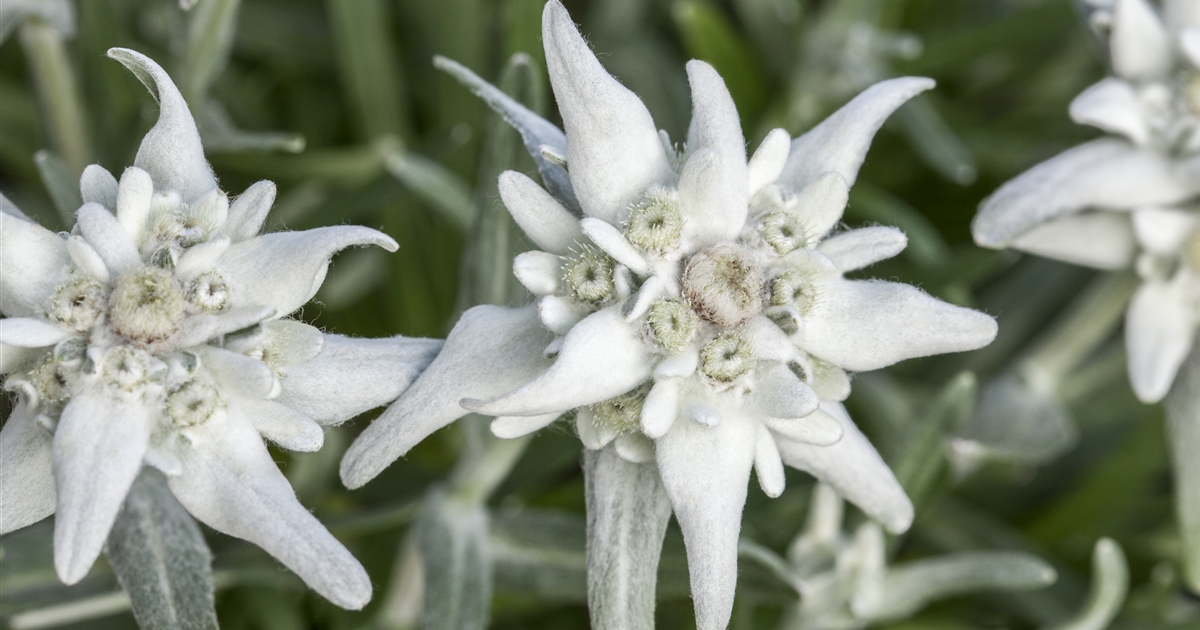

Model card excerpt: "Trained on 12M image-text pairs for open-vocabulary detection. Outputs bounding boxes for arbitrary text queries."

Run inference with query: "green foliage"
[1,0,1196,628]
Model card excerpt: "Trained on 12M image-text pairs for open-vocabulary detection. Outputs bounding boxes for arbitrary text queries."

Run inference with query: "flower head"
[973,0,1200,403]
[0,49,440,609]
[340,2,996,627]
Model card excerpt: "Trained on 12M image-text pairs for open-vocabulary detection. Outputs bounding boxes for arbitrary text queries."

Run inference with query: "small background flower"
[1,0,1195,629]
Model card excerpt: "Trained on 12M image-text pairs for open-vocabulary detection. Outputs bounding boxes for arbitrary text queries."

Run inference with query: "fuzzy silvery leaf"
[434,55,580,212]
[949,372,1078,473]
[106,470,218,630]
[418,489,492,630]
[584,445,672,630]
[1044,539,1129,630]
[1166,344,1200,592]
[0,0,74,43]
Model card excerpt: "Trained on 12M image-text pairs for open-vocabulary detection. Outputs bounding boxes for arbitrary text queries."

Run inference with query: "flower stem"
[1019,273,1137,395]
[1166,345,1200,594]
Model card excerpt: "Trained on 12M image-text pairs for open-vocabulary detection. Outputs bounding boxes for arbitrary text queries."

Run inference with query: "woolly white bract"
[0,49,440,609]
[973,0,1200,403]
[340,2,996,627]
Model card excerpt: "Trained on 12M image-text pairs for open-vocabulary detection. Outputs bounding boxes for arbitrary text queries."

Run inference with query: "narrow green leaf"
[105,469,218,630]
[325,0,410,141]
[489,509,587,601]
[385,151,474,230]
[180,0,242,105]
[1166,345,1200,593]
[893,96,978,186]
[33,149,80,228]
[672,0,771,125]
[417,488,492,630]
[1043,539,1128,630]
[868,552,1057,622]
[21,20,92,175]
[892,372,976,511]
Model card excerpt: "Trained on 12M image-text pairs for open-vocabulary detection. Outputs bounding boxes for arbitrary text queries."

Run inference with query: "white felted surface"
[542,0,672,224]
[195,346,276,400]
[77,202,140,274]
[465,306,653,416]
[775,402,913,533]
[1133,207,1198,256]
[52,388,152,584]
[108,48,217,203]
[640,378,680,439]
[793,172,851,241]
[1111,0,1173,80]
[173,306,275,349]
[0,212,70,317]
[80,164,119,209]
[779,77,934,193]
[753,424,786,498]
[747,128,790,196]
[216,226,397,317]
[513,251,563,296]
[0,402,56,534]
[66,235,110,283]
[490,412,562,439]
[580,218,649,274]
[1069,78,1149,144]
[656,409,758,630]
[1010,212,1137,270]
[224,180,277,242]
[973,139,1195,248]
[339,306,553,489]
[584,445,672,630]
[801,279,997,372]
[167,410,372,609]
[752,362,820,420]
[498,171,582,255]
[277,334,442,425]
[763,408,844,446]
[115,167,153,240]
[0,318,72,348]
[681,61,747,246]
[1126,279,1196,403]
[818,226,908,272]
[239,397,325,452]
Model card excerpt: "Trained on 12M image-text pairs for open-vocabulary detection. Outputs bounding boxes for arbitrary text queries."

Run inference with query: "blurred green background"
[2,0,1196,628]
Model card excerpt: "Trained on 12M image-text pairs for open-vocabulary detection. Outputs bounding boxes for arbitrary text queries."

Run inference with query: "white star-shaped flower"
[0,49,440,609]
[340,2,996,627]
[973,0,1200,403]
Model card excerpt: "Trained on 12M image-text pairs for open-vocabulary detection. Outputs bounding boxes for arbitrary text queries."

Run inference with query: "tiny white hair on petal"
[223,180,277,242]
[0,318,73,348]
[681,61,748,246]
[0,401,57,535]
[753,424,786,498]
[80,165,119,209]
[498,171,583,255]
[239,398,325,452]
[580,218,650,275]
[0,212,71,317]
[491,412,562,439]
[817,226,908,272]
[76,202,141,275]
[115,167,153,242]
[747,129,791,197]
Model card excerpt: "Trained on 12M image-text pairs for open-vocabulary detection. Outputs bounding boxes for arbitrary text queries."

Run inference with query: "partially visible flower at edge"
[0,48,441,609]
[340,2,997,628]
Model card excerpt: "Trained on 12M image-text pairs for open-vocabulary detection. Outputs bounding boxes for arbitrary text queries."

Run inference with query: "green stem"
[181,0,243,107]
[1018,273,1137,395]
[19,20,91,176]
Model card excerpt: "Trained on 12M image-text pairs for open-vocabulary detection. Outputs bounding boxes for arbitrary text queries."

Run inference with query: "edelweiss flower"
[340,2,996,627]
[973,0,1200,403]
[0,49,440,609]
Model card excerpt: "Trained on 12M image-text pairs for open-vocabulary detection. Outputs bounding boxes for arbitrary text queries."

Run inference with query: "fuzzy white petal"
[77,202,141,275]
[1069,78,1151,145]
[763,408,845,446]
[168,410,372,609]
[464,306,653,416]
[625,275,667,322]
[66,235,110,283]
[775,402,913,533]
[80,164,118,209]
[1010,212,1137,270]
[196,346,277,400]
[0,212,70,317]
[498,171,583,255]
[0,343,44,373]
[108,48,216,202]
[340,306,553,488]
[217,226,397,317]
[513,251,563,296]
[1133,207,1198,256]
[779,77,934,193]
[0,402,56,534]
[223,181,276,242]
[641,378,680,439]
[262,319,326,368]
[974,139,1196,248]
[580,218,650,275]
[1126,279,1196,403]
[754,362,820,419]
[654,348,699,379]
[614,432,655,464]
[542,0,672,224]
[53,389,152,584]
[115,167,153,241]
[538,295,586,335]
[175,237,231,279]
[190,190,230,235]
[0,318,73,347]
[576,407,618,450]
[753,424,786,498]
[656,409,758,630]
[681,61,747,245]
[1182,28,1200,66]
[277,335,441,425]
[802,279,998,371]
[818,226,908,271]
[1111,0,1173,80]
[747,128,790,196]
[794,173,852,242]
[238,397,325,452]
[173,306,275,348]
[491,412,562,439]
